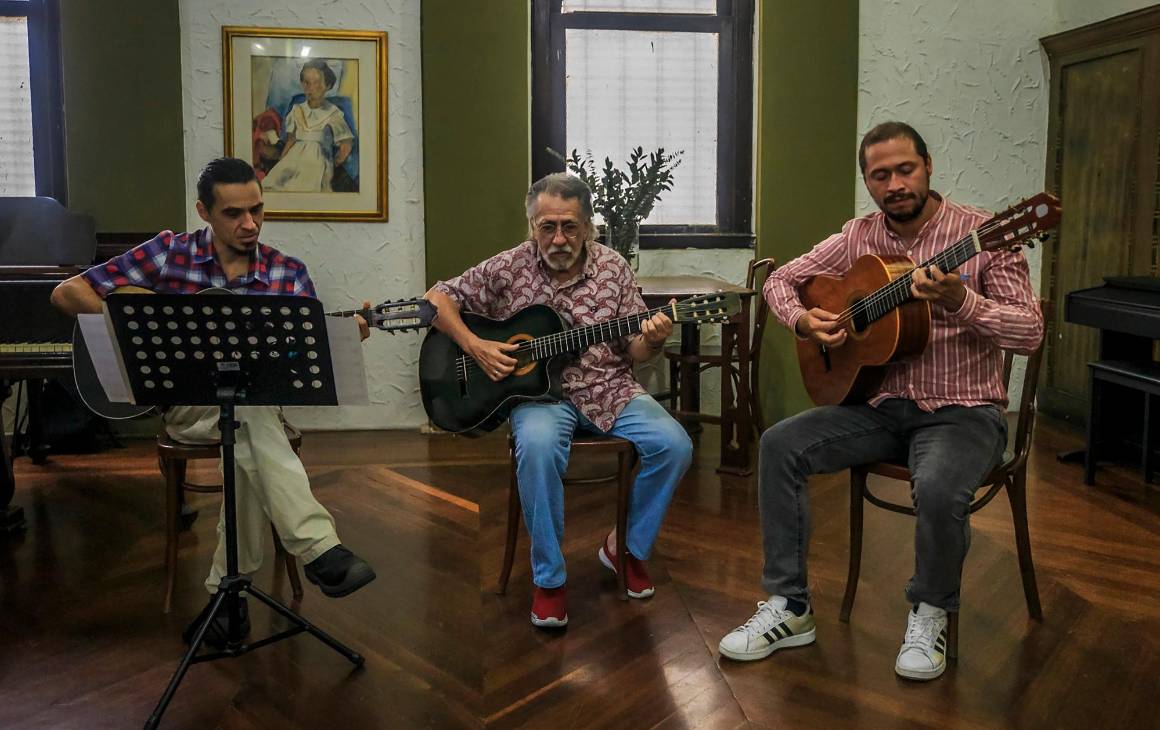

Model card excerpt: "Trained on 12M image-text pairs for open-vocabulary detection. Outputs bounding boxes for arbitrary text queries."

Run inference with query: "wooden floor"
[1,418,1157,729]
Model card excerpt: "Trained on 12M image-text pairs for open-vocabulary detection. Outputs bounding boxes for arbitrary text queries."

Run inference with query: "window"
[0,0,64,199]
[532,0,755,248]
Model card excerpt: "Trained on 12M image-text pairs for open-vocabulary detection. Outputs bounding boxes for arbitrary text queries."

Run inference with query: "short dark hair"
[196,157,259,211]
[858,121,929,174]
[300,59,337,90]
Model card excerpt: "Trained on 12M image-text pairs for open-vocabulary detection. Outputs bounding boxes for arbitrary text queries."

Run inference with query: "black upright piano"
[1065,276,1160,481]
[1,197,96,533]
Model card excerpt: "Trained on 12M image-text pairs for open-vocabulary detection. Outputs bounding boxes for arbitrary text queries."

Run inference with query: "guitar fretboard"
[524,305,670,359]
[853,233,981,326]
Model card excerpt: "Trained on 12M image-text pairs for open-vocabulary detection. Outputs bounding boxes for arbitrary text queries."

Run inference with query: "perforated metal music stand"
[99,293,365,729]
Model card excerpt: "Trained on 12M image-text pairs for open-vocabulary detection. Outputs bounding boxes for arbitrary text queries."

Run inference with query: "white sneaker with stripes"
[718,595,816,661]
[895,602,949,680]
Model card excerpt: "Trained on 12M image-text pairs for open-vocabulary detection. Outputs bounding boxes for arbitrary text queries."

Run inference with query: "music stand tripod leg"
[145,397,362,729]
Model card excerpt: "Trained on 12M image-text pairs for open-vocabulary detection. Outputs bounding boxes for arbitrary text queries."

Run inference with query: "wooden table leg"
[716,297,753,476]
[678,322,702,434]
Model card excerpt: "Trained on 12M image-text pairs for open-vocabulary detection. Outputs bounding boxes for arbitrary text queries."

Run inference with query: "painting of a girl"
[264,59,355,193]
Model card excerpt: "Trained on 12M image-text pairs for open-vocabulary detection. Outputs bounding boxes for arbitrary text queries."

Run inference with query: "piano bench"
[156,428,305,613]
[1086,360,1160,487]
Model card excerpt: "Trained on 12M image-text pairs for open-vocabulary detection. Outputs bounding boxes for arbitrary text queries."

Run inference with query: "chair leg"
[1084,372,1099,486]
[947,611,959,661]
[1007,473,1043,620]
[496,448,521,595]
[1143,393,1154,485]
[271,524,304,599]
[840,468,866,623]
[162,457,187,614]
[615,450,633,601]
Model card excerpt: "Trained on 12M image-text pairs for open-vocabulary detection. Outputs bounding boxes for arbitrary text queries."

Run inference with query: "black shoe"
[182,595,250,649]
[304,545,376,597]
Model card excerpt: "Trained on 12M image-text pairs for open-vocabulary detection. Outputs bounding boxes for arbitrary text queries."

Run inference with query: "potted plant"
[566,146,682,269]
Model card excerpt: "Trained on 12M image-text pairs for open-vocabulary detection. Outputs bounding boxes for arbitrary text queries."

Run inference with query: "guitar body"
[797,253,931,405]
[72,285,156,420]
[419,304,568,436]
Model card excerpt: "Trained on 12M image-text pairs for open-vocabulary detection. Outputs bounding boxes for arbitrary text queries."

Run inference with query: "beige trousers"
[164,405,340,593]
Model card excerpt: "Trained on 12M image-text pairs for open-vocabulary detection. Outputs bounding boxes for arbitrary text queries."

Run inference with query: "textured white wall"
[178,0,426,430]
[856,0,1156,406]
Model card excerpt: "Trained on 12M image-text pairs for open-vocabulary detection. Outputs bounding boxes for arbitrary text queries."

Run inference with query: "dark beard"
[882,192,927,223]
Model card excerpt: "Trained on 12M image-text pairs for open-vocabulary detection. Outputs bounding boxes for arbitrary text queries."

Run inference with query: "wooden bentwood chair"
[496,433,639,600]
[663,257,777,436]
[156,424,304,613]
[840,301,1050,659]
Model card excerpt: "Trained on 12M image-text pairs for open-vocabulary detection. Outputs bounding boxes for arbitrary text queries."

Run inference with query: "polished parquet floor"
[1,418,1157,729]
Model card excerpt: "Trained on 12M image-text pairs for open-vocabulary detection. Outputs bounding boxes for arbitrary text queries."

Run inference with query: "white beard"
[542,246,580,272]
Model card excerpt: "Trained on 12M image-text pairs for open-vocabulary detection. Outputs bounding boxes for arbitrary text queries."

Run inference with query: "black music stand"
[96,293,364,729]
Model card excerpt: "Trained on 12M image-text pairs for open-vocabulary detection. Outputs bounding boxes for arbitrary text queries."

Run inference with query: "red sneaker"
[598,541,655,599]
[530,585,568,628]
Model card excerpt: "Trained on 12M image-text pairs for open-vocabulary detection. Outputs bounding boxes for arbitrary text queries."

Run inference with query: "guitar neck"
[862,231,982,324]
[524,304,672,359]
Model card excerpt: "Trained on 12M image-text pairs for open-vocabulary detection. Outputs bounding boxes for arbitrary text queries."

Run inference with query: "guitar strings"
[455,304,678,378]
[837,208,1043,323]
[453,301,722,379]
[829,214,1020,327]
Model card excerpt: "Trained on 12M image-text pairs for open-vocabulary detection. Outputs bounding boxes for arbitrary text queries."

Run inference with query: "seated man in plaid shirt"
[51,157,376,646]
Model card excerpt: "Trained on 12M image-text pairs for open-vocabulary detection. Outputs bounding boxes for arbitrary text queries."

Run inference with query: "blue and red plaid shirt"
[82,228,316,298]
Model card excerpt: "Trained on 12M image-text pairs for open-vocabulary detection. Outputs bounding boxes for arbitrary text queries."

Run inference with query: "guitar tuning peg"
[1025,241,1036,249]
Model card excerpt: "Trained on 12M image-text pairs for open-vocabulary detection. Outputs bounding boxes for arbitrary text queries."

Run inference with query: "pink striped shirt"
[764,193,1043,410]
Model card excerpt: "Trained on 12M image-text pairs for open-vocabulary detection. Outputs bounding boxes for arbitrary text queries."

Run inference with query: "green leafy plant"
[566,146,683,260]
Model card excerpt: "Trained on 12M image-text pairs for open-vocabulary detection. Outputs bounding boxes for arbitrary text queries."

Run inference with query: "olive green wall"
[755,0,859,423]
[421,0,530,287]
[419,0,859,422]
[59,0,186,232]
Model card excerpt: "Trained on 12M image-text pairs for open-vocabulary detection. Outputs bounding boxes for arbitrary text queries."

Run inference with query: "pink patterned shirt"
[433,240,647,430]
[764,194,1044,410]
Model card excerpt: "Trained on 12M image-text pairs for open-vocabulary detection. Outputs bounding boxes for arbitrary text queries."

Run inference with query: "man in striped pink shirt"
[719,122,1043,681]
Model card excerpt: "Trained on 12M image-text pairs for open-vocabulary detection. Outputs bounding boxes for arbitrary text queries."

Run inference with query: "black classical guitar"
[418,293,740,436]
[72,288,437,420]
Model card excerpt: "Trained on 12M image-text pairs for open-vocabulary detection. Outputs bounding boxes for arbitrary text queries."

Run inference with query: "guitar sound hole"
[850,300,871,333]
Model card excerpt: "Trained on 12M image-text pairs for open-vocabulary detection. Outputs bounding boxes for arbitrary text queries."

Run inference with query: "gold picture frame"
[222,26,388,221]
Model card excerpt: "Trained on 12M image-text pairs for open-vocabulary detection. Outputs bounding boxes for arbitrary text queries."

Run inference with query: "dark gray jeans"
[759,398,1006,611]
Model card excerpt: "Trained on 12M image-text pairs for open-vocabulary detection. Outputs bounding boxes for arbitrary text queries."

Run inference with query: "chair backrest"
[1003,299,1050,468]
[746,257,777,433]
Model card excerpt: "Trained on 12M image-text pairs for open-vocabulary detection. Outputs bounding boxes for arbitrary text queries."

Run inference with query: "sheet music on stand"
[79,294,368,408]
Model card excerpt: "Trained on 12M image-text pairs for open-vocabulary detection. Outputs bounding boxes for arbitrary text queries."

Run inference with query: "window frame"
[531,0,755,250]
[1,0,65,201]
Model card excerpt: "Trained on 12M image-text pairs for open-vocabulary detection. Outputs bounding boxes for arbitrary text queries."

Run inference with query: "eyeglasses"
[534,220,582,240]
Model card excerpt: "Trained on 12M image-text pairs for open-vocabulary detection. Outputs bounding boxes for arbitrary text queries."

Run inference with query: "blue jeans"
[758,399,1007,611]
[510,394,693,589]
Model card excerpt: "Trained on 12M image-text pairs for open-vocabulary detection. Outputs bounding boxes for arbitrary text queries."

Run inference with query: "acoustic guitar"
[796,192,1061,406]
[72,287,436,420]
[419,293,740,436]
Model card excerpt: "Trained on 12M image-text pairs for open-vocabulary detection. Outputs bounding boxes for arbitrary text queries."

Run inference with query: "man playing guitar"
[718,122,1044,680]
[50,158,377,646]
[425,173,692,629]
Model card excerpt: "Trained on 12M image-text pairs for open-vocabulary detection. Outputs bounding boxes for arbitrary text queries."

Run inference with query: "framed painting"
[223,26,388,221]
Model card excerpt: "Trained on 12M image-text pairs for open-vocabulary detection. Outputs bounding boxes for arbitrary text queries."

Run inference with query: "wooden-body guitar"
[796,192,1061,406]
